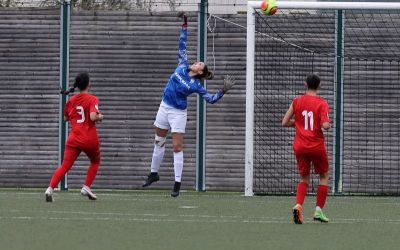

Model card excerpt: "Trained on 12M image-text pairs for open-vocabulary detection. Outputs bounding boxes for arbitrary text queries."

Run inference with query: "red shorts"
[66,134,100,163]
[294,147,329,177]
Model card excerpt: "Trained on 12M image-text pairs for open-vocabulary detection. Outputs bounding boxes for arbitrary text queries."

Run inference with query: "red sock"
[316,185,329,208]
[84,162,99,187]
[49,165,68,189]
[49,147,81,188]
[296,182,308,205]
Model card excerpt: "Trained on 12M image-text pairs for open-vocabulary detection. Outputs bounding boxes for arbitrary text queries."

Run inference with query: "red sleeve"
[319,101,330,125]
[292,98,297,112]
[90,96,100,114]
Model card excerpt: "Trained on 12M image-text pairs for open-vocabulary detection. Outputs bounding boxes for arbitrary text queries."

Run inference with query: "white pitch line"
[179,206,199,209]
[179,214,241,219]
[1,192,400,201]
[0,193,166,203]
[1,213,400,225]
[3,209,289,221]
[10,209,396,223]
[47,210,170,217]
[0,192,249,201]
[4,209,170,218]
[1,192,400,206]
[0,216,290,224]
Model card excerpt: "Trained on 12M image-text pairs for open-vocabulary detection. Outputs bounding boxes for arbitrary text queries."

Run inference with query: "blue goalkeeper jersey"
[162,26,224,110]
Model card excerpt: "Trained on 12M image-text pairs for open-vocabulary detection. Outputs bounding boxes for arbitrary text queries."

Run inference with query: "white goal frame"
[245,1,400,196]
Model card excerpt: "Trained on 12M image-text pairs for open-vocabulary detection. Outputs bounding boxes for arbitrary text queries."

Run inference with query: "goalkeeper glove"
[223,75,236,93]
[178,12,188,27]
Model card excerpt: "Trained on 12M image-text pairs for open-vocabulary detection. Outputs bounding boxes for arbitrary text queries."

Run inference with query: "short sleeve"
[292,98,297,111]
[319,102,330,124]
[90,97,100,114]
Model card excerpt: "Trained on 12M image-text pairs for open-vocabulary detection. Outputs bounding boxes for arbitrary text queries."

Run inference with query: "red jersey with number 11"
[292,94,330,151]
[64,93,100,146]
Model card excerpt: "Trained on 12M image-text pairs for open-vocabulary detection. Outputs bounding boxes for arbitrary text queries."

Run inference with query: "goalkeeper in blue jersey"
[142,13,236,197]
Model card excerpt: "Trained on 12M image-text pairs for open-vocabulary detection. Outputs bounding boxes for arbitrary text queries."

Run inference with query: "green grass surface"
[0,189,399,250]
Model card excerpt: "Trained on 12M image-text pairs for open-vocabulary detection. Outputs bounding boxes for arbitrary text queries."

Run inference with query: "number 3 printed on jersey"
[302,110,314,130]
[76,106,85,123]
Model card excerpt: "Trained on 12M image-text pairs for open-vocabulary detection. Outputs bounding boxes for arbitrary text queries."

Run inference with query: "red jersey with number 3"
[292,94,330,151]
[64,93,100,147]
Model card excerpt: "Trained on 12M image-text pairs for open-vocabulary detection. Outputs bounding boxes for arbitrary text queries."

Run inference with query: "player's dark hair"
[194,64,214,80]
[306,74,320,90]
[61,73,90,95]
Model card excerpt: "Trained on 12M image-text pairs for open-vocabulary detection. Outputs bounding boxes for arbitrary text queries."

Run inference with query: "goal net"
[246,1,400,196]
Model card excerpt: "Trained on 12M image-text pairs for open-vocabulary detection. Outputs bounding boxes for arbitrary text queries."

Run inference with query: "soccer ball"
[260,0,278,16]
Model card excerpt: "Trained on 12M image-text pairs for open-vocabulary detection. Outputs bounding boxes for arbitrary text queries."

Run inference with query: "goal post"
[245,3,256,197]
[245,1,400,196]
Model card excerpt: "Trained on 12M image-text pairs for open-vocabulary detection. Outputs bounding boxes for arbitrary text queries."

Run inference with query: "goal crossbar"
[248,1,400,10]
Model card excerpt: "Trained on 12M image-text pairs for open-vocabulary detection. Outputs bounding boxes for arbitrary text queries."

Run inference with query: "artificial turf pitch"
[0,189,399,250]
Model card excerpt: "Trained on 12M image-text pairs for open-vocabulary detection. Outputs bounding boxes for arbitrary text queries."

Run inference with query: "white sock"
[46,187,53,194]
[151,144,165,173]
[173,151,183,182]
[316,206,322,212]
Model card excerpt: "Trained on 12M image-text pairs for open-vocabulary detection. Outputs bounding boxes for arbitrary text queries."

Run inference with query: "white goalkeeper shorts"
[154,101,187,134]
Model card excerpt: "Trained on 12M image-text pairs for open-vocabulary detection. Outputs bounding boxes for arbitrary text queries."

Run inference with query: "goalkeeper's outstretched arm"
[196,75,236,104]
[177,13,188,67]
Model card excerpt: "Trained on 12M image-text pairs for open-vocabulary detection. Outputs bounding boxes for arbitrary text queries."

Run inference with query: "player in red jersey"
[45,73,104,202]
[282,74,331,224]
